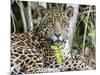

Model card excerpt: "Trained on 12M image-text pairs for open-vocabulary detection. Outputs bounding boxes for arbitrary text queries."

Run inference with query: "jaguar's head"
[38,5,74,45]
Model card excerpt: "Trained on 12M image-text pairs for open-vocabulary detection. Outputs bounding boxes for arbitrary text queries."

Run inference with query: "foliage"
[11,2,96,58]
[51,44,64,64]
[32,19,38,24]
[72,6,96,55]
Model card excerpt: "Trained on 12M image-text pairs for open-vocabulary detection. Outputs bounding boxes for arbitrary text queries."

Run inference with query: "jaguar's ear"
[65,6,74,17]
[37,6,47,18]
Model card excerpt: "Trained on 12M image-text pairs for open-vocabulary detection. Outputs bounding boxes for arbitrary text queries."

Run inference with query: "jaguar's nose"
[54,33,61,38]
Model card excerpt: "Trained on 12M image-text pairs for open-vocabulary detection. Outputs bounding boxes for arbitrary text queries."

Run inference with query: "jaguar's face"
[43,6,74,44]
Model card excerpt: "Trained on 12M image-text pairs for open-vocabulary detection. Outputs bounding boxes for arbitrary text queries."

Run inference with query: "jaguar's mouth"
[47,38,64,45]
[54,39,64,45]
[46,35,66,45]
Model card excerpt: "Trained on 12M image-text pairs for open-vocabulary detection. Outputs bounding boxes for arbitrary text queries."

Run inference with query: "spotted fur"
[11,6,92,75]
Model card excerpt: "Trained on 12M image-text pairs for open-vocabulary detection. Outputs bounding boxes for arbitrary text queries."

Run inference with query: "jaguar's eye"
[66,29,68,32]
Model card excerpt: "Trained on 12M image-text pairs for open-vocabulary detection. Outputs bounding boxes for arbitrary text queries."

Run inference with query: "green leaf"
[89,20,94,29]
[59,44,64,49]
[83,16,88,25]
[54,49,63,64]
[32,19,38,24]
[51,45,59,50]
[88,30,96,38]
[51,44,64,64]
[58,55,63,64]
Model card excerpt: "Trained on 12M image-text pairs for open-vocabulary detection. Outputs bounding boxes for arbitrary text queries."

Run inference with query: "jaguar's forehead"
[43,10,69,23]
[47,9,67,17]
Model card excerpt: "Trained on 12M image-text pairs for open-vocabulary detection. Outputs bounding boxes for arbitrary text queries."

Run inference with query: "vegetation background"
[11,0,96,69]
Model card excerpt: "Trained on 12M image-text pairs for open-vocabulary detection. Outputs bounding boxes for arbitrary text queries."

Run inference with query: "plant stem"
[28,2,33,31]
[82,6,91,56]
[19,1,27,32]
[11,10,16,33]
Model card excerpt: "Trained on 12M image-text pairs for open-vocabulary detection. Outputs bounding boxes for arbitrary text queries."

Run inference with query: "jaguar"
[11,5,92,75]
